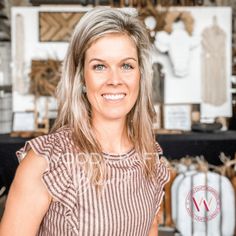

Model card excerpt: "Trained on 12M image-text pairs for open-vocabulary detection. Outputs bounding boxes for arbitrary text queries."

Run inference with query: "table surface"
[1,130,236,143]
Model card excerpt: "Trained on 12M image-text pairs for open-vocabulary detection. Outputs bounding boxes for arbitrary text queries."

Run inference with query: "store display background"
[152,7,232,119]
[11,6,92,129]
[10,6,233,130]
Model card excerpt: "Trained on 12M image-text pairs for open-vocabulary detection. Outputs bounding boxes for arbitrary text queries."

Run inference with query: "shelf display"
[11,5,91,136]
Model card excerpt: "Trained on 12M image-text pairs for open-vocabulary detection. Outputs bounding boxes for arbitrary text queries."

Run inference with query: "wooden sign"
[29,59,61,97]
[39,12,85,42]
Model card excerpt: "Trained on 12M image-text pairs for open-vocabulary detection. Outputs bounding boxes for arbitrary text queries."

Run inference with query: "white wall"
[152,7,232,118]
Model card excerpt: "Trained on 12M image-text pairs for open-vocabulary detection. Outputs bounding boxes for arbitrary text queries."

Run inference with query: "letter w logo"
[192,197,213,212]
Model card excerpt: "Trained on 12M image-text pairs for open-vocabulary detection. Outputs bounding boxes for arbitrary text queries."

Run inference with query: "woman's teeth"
[102,93,126,100]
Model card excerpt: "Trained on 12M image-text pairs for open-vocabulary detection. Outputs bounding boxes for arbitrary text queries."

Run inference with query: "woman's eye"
[122,63,133,70]
[93,64,105,71]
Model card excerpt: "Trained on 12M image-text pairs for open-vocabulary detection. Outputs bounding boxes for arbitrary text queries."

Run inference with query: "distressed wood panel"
[39,12,85,42]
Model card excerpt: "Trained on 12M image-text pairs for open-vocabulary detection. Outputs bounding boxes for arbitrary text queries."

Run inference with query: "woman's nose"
[107,68,123,86]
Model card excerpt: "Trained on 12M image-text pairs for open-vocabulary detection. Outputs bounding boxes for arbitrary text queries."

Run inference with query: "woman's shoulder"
[16,126,73,164]
[15,126,78,205]
[154,141,163,156]
[154,141,170,185]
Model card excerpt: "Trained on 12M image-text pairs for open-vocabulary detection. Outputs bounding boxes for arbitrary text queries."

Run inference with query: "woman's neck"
[91,116,133,154]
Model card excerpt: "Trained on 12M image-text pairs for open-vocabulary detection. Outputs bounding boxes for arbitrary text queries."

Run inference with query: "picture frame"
[163,104,192,131]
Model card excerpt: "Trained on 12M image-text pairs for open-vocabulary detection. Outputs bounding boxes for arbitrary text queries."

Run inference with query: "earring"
[82,85,87,93]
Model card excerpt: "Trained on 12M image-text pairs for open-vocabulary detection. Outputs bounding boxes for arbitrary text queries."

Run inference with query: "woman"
[0,7,170,236]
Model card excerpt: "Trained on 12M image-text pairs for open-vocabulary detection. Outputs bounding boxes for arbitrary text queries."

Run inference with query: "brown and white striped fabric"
[16,126,170,236]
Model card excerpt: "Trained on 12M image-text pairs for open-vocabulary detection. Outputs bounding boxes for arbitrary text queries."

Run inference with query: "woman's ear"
[82,85,87,93]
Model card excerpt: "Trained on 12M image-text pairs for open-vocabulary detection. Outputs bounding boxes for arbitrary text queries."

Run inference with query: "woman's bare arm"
[0,149,52,236]
[148,213,159,236]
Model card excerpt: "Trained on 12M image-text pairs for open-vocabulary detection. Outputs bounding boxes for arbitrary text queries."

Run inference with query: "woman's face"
[84,33,140,122]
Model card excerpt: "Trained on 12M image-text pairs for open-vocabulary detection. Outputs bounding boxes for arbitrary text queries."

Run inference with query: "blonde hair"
[51,7,157,186]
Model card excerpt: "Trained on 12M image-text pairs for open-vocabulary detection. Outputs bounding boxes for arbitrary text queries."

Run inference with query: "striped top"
[16,126,170,236]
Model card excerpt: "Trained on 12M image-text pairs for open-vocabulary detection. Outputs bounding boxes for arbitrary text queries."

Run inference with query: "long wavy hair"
[51,7,157,186]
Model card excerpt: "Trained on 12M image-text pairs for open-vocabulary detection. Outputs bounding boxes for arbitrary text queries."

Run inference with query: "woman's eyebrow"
[89,58,106,63]
[89,57,137,63]
[121,57,138,62]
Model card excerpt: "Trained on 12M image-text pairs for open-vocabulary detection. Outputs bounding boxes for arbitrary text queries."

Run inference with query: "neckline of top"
[57,126,136,159]
[102,147,136,160]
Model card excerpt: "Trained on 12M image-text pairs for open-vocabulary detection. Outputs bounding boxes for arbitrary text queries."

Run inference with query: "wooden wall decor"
[29,59,62,97]
[39,12,85,42]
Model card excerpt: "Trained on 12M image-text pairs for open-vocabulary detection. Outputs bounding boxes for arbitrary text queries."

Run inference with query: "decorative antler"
[163,10,194,35]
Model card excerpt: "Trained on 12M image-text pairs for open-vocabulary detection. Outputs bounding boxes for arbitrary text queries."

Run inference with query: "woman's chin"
[101,111,129,121]
[104,114,127,121]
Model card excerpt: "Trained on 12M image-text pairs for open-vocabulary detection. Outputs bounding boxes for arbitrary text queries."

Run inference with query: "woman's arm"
[148,213,159,236]
[0,149,52,236]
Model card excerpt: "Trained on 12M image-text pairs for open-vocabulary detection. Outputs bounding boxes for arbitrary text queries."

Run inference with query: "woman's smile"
[101,93,126,101]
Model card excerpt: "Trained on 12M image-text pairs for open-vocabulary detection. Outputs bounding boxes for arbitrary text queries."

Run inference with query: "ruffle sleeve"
[16,131,79,234]
[154,142,170,215]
